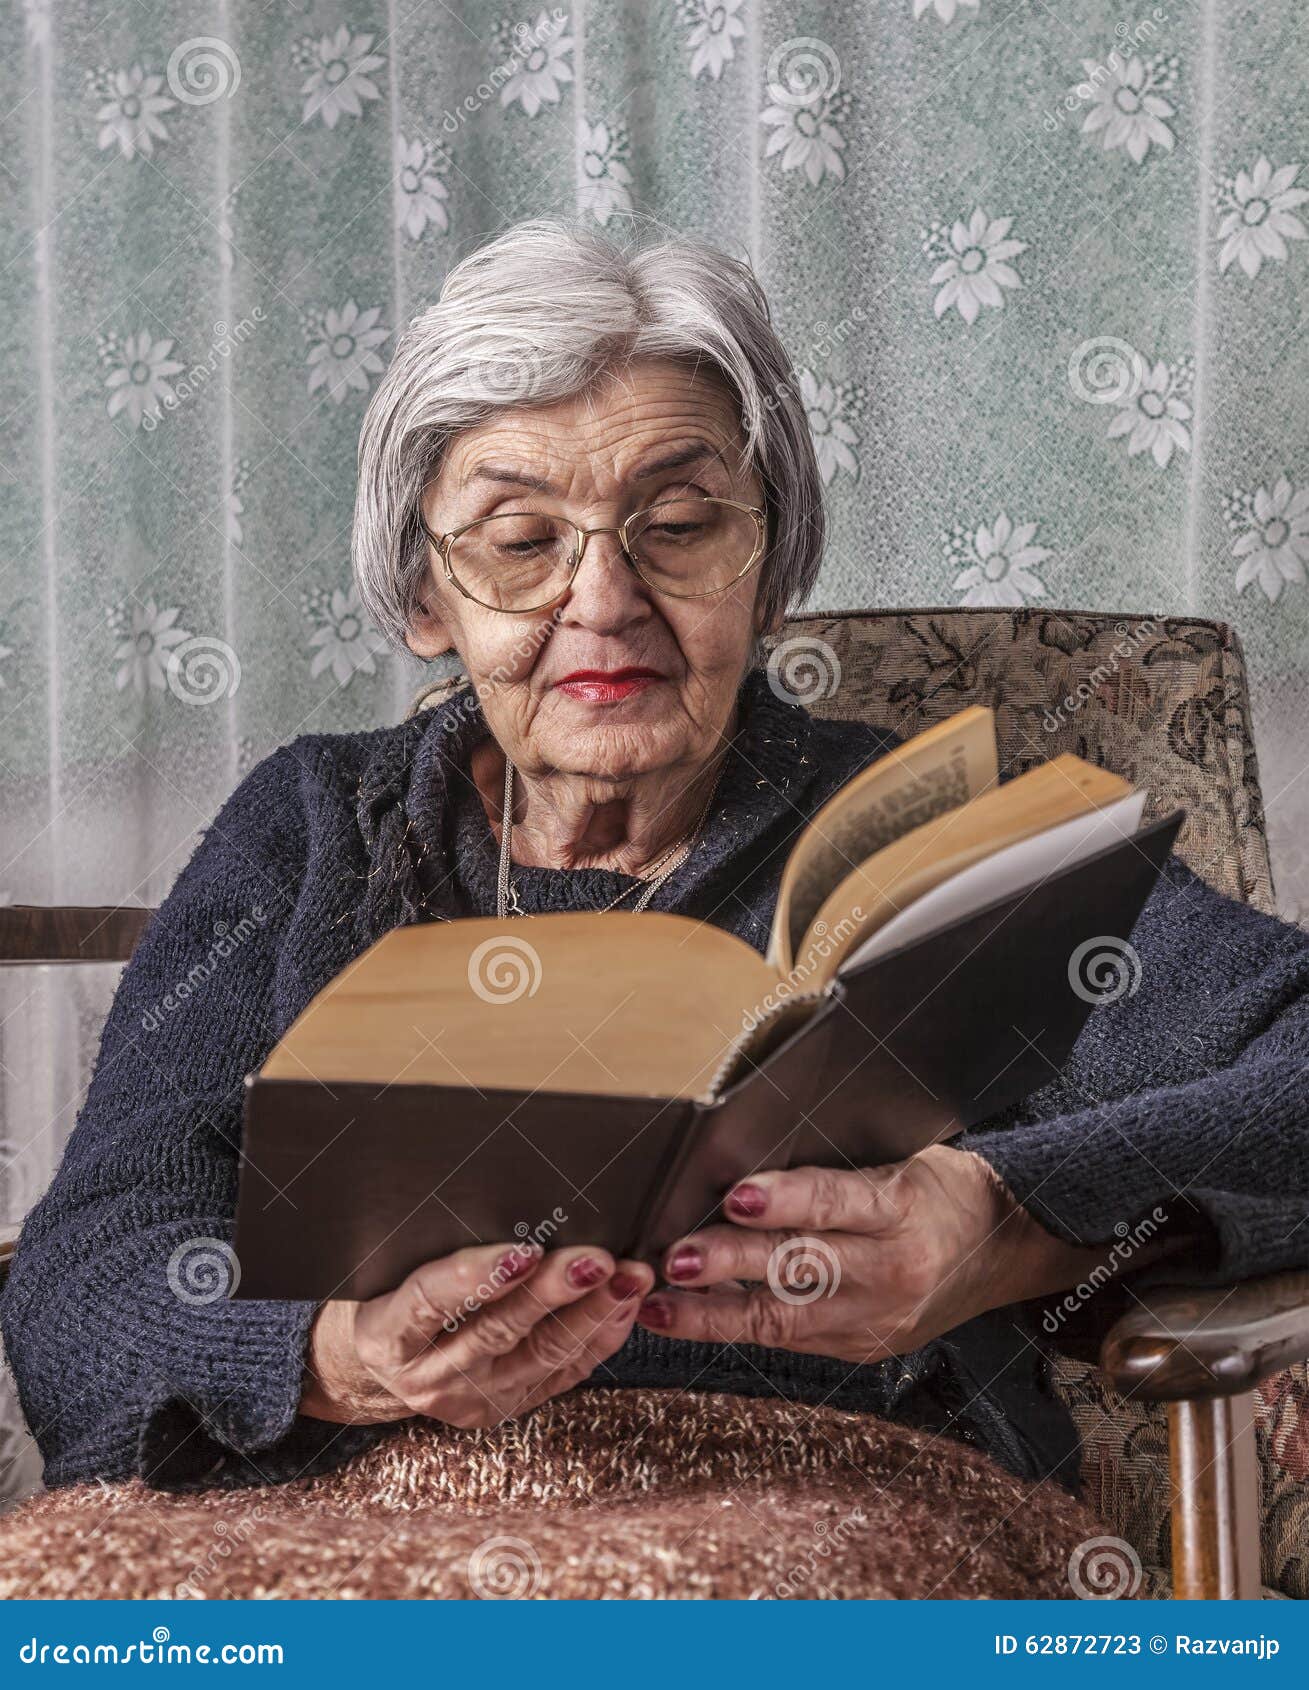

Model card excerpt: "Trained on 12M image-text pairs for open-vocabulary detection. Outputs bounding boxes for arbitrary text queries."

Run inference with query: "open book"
[234,707,1182,1300]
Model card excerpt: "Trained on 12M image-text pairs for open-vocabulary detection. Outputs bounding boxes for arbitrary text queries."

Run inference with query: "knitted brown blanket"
[0,1390,1136,1600]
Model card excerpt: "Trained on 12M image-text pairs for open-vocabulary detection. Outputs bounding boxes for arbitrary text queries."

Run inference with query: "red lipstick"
[555,666,663,703]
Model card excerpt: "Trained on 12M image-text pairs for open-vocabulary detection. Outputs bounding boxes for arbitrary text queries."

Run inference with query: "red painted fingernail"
[609,1271,644,1301]
[726,1183,767,1218]
[566,1256,607,1290]
[666,1247,703,1282]
[637,1296,672,1330]
[496,1244,539,1282]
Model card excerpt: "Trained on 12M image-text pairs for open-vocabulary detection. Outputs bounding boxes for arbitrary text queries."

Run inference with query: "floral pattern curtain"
[1,0,1307,1494]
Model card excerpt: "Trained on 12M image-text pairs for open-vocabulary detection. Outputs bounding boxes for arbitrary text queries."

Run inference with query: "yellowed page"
[260,911,780,1101]
[791,755,1133,984]
[769,705,998,974]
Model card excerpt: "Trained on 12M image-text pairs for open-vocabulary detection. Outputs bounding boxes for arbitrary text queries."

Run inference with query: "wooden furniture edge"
[1101,1269,1309,1602]
[1099,1269,1309,1401]
[0,905,154,964]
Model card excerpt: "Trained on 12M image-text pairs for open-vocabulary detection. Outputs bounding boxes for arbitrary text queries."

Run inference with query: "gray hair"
[352,217,823,653]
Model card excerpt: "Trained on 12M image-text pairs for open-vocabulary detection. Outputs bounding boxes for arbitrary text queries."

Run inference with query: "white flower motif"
[305,584,389,687]
[297,26,385,129]
[1226,476,1309,603]
[304,301,389,404]
[949,513,1052,607]
[578,121,633,225]
[1106,356,1193,468]
[90,64,176,159]
[760,86,849,187]
[109,601,191,694]
[1215,157,1308,279]
[925,210,1026,324]
[913,0,980,19]
[99,331,185,430]
[1079,53,1177,164]
[681,0,746,79]
[395,135,450,242]
[797,369,862,485]
[498,10,575,117]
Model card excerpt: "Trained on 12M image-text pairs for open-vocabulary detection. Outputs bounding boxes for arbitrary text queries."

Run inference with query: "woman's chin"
[531,694,692,778]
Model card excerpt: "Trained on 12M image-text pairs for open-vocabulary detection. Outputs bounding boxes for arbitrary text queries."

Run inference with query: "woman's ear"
[753,596,785,640]
[404,591,456,660]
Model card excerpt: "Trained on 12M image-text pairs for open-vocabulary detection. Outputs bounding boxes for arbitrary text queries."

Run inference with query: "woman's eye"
[498,538,553,556]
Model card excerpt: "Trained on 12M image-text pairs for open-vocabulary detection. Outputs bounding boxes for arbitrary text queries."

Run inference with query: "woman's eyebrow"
[464,464,557,494]
[462,442,729,497]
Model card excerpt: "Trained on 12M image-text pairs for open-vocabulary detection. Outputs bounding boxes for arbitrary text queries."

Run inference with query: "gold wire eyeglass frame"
[418,497,768,614]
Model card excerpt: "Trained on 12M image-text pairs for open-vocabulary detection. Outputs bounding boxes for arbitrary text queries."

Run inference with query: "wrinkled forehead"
[433,358,755,507]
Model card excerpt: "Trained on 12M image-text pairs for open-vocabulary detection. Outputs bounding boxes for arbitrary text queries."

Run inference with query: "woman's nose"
[563,527,650,619]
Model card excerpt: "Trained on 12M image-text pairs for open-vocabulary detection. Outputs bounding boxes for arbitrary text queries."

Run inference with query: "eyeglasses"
[419,496,767,614]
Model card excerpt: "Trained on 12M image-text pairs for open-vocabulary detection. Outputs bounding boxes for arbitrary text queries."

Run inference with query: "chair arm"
[0,1223,16,1291]
[0,904,153,964]
[1099,1269,1309,1400]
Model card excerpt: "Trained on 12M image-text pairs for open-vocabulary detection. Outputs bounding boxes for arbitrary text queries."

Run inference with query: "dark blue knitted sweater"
[4,671,1307,1496]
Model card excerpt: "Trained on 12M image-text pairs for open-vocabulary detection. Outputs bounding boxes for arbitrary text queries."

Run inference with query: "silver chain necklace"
[495,759,718,920]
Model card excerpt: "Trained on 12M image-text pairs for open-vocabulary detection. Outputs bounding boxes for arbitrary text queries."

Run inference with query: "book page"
[259,910,780,1102]
[791,754,1134,984]
[769,705,998,974]
[839,791,1147,972]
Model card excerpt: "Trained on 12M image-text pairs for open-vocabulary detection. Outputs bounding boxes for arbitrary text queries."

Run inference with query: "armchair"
[2,605,1306,1598]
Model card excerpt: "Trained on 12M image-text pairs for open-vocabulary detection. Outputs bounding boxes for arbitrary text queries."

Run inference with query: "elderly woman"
[3,220,1306,1502]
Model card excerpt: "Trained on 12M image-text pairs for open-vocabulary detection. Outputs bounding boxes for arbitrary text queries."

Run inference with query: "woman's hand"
[635,1149,1114,1364]
[301,1242,653,1427]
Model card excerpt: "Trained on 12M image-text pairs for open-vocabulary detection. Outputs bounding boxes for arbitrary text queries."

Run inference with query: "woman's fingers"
[490,1262,652,1409]
[419,1247,620,1381]
[662,1224,795,1287]
[635,1285,823,1354]
[360,1239,545,1372]
[720,1164,912,1236]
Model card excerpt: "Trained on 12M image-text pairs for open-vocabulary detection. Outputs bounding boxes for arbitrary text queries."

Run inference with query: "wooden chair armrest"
[1099,1269,1309,1400]
[0,905,153,964]
[0,1223,17,1291]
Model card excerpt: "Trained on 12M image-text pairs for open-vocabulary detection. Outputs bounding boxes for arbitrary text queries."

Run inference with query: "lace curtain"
[2,0,1307,1499]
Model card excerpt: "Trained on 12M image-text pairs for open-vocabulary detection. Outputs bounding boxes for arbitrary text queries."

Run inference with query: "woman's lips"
[555,669,663,703]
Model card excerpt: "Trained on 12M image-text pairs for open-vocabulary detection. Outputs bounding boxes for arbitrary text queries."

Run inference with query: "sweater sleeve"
[963,855,1309,1286]
[0,744,388,1491]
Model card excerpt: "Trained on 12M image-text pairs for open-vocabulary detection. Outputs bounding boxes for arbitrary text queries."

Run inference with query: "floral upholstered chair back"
[768,606,1305,1598]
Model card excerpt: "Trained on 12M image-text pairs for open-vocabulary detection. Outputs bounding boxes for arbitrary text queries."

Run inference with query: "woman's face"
[408,358,773,784]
